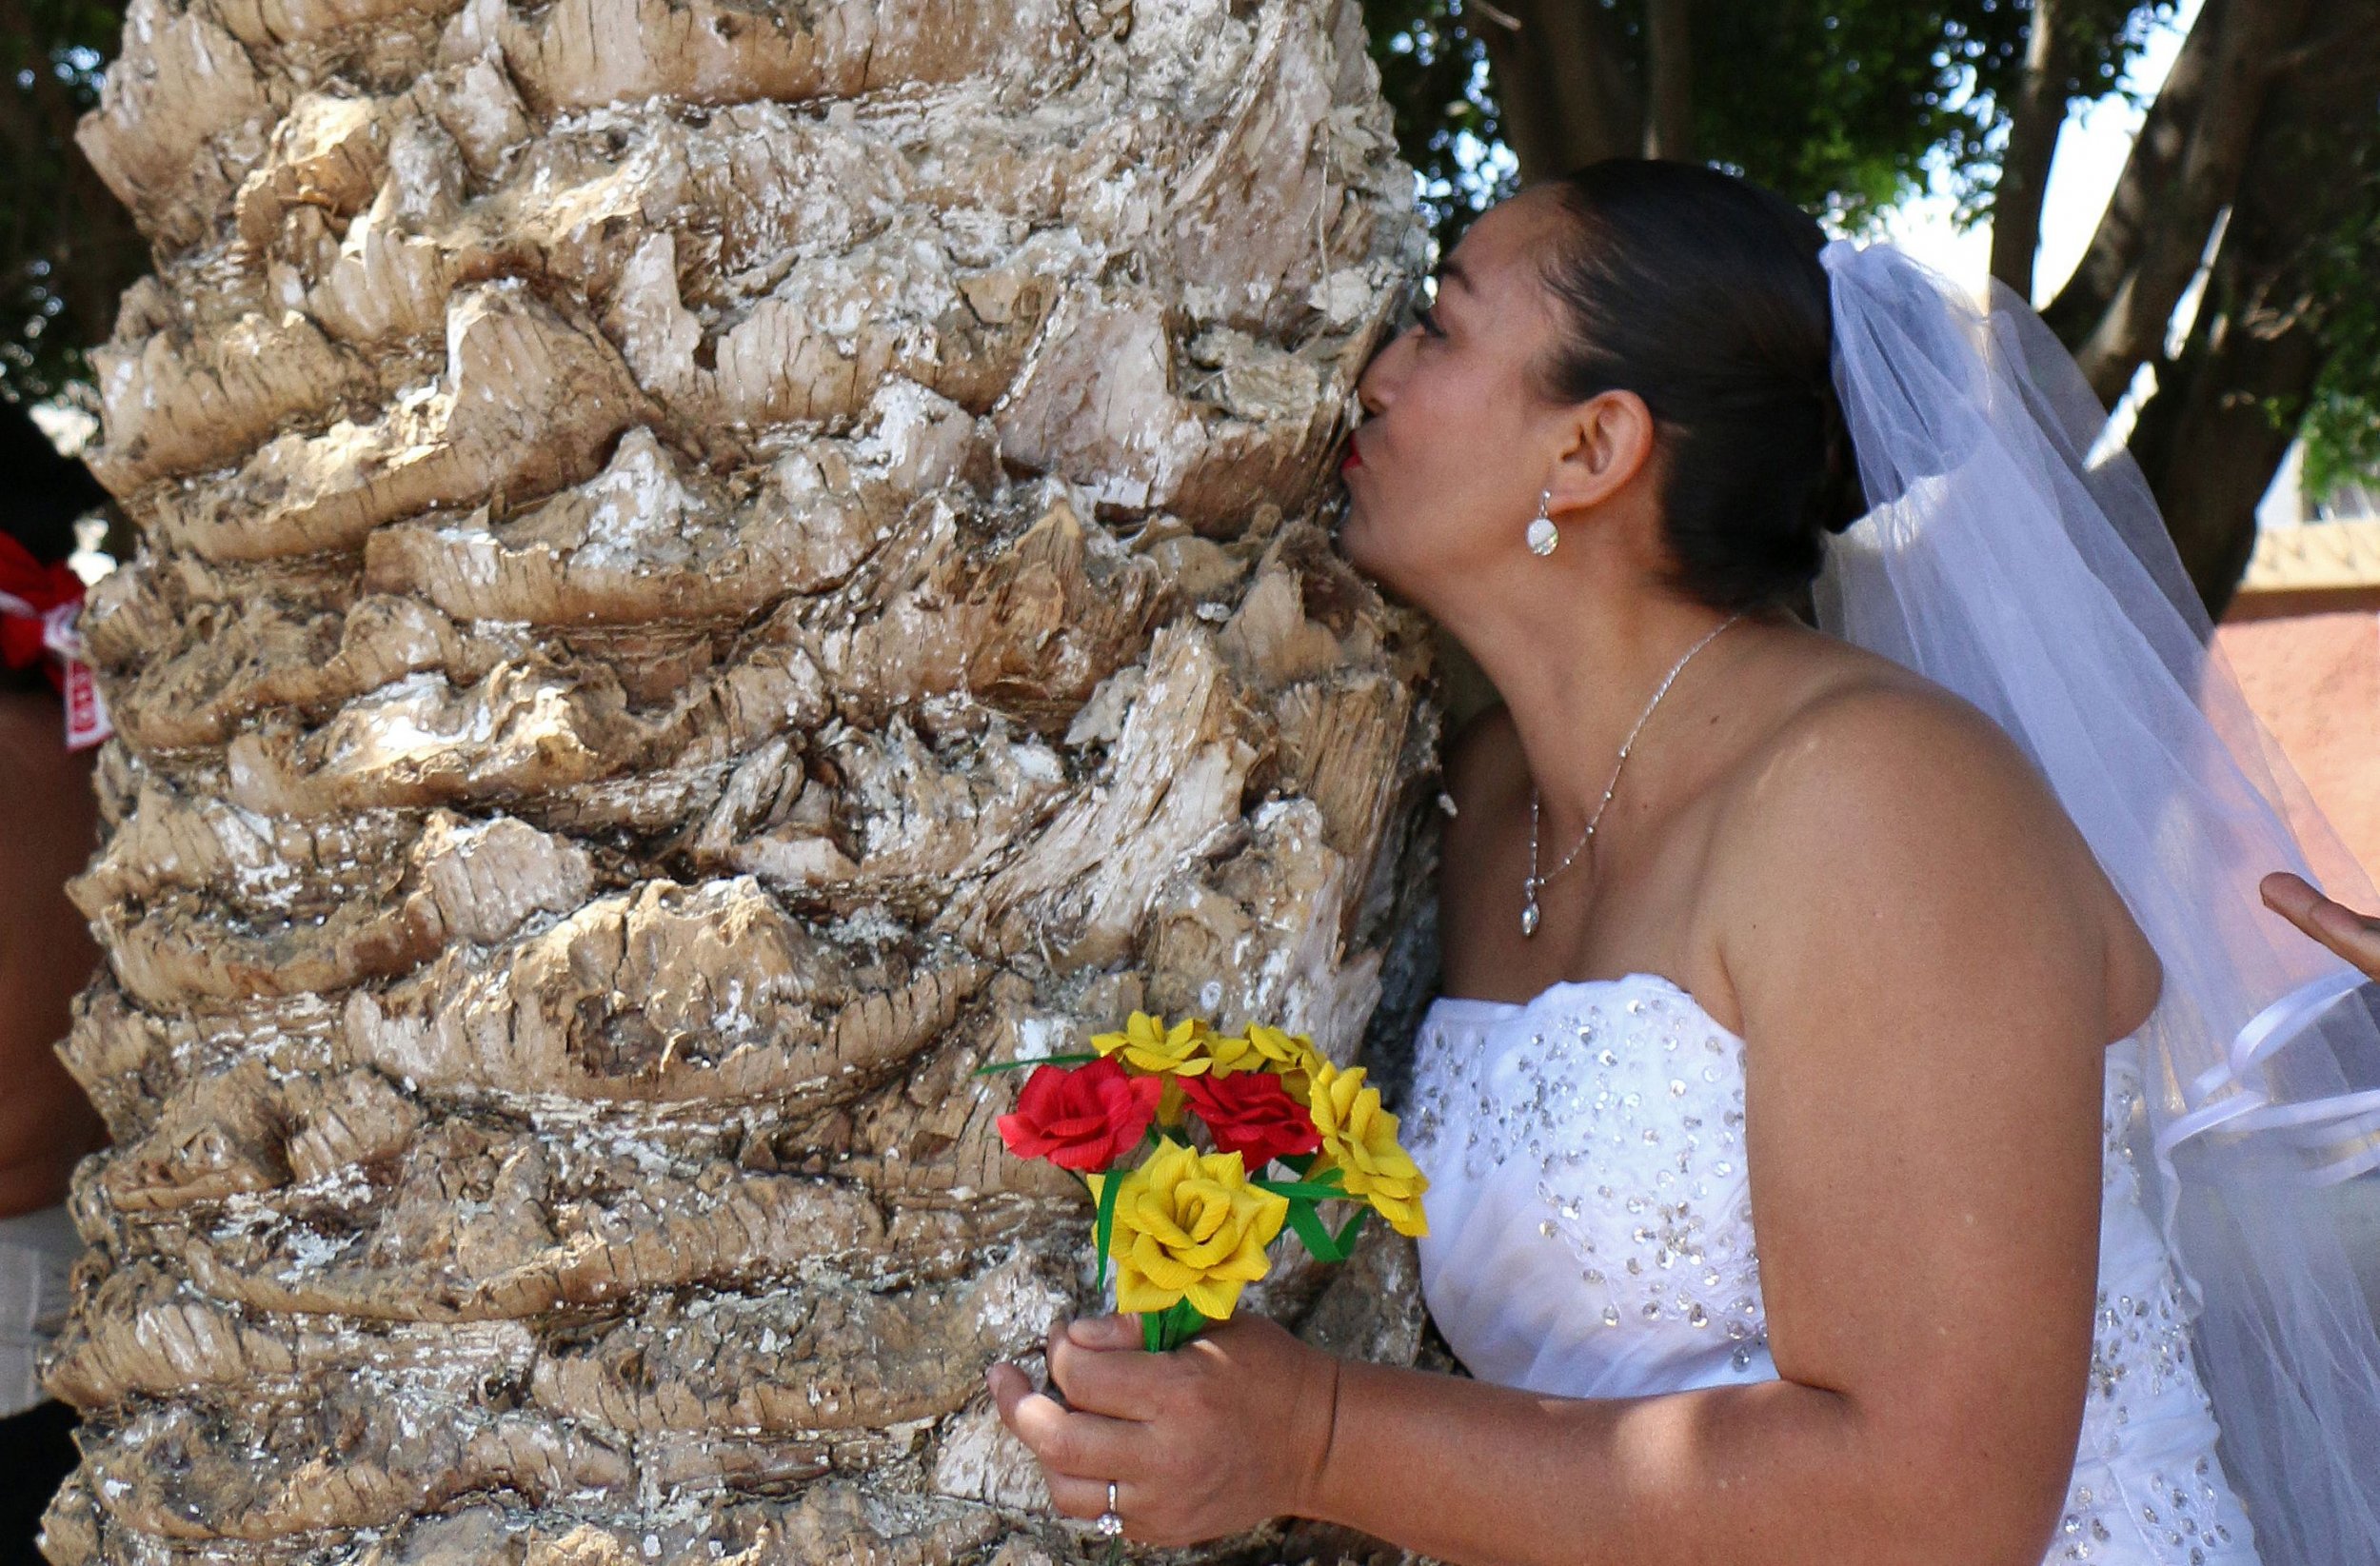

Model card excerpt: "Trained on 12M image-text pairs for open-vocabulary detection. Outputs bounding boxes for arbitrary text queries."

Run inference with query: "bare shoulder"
[1740,673,2051,835]
[1713,666,2160,1039]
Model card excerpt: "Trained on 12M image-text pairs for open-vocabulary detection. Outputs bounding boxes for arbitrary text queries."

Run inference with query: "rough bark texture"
[51,3,1448,1561]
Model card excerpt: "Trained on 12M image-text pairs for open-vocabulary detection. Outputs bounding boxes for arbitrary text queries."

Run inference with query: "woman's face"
[1338,188,1580,607]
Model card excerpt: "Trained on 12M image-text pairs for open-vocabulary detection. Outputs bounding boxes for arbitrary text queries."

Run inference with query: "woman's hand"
[984,1310,1340,1548]
[2262,872,2380,980]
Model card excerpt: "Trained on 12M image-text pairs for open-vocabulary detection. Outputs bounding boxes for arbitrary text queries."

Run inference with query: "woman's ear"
[1546,388,1657,513]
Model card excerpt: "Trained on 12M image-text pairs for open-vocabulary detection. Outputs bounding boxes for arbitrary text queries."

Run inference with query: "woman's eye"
[1413,305,1445,339]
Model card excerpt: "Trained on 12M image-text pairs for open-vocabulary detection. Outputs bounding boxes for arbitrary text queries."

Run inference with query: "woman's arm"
[993,685,2116,1566]
[1299,688,2110,1565]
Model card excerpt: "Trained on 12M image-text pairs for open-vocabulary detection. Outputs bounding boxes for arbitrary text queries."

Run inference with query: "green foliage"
[2297,165,2380,505]
[1358,0,2171,250]
[1359,0,1516,251]
[0,0,129,401]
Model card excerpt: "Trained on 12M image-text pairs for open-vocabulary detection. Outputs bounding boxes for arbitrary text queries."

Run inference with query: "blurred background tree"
[1361,0,2380,616]
[5,0,2376,615]
[0,0,143,404]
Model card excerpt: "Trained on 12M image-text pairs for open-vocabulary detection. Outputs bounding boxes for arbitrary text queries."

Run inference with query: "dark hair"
[1533,159,1863,614]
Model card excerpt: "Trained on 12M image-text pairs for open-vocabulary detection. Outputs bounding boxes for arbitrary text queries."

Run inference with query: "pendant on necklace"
[1520,898,1541,938]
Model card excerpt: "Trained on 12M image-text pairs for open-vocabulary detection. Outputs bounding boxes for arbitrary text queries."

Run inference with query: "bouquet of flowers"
[982,1011,1429,1351]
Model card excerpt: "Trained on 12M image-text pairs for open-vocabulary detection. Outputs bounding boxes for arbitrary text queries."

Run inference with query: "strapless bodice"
[1405,972,2259,1566]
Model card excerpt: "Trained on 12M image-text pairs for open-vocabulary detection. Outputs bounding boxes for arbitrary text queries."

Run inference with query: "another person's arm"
[2261,872,2380,981]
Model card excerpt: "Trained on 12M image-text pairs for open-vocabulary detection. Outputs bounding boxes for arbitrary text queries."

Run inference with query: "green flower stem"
[1141,1298,1208,1353]
[969,1051,1101,1075]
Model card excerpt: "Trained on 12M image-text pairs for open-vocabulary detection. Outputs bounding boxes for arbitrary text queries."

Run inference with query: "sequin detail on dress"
[1405,973,2259,1566]
[1408,981,1766,1370]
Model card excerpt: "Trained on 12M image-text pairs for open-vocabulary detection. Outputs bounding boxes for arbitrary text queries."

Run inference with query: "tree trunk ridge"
[49,2,1448,1561]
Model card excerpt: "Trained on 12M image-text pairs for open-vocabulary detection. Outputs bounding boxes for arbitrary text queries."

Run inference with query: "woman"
[987,162,2380,1565]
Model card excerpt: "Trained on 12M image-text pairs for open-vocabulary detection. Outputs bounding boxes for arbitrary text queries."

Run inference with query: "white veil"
[1814,237,2380,1566]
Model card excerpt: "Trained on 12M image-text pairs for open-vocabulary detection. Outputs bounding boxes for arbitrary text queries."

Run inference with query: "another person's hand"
[2261,872,2380,981]
[985,1310,1339,1547]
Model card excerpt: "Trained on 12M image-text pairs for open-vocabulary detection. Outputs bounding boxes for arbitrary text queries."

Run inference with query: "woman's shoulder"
[1748,662,2037,803]
[1713,652,2160,1038]
[1716,657,2073,889]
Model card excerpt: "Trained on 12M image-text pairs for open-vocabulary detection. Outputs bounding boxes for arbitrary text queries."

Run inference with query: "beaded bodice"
[1405,973,2259,1566]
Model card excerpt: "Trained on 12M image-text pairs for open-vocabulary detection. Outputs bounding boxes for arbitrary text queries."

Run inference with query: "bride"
[986,160,2380,1565]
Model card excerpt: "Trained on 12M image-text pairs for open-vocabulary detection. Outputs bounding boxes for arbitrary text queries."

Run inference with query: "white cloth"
[1408,972,2259,1566]
[0,1203,77,1417]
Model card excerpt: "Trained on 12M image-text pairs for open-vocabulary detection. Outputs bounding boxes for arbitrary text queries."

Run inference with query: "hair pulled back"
[1534,159,1864,614]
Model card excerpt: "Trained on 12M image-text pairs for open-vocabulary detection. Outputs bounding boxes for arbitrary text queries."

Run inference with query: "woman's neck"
[1436,539,1747,851]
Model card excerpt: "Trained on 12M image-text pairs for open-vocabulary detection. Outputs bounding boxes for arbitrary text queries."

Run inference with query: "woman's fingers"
[1043,1469,1131,1527]
[2262,872,2380,980]
[1048,1317,1172,1418]
[986,1357,1146,1480]
[1065,1312,1142,1350]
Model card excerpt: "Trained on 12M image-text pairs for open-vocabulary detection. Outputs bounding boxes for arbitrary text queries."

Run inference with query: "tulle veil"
[1814,237,2380,1566]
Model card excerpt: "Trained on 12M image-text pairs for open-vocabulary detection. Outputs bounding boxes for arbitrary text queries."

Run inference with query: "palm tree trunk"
[46,2,1442,1560]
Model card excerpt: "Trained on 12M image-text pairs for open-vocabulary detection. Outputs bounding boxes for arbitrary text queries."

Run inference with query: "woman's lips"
[1340,440,1362,471]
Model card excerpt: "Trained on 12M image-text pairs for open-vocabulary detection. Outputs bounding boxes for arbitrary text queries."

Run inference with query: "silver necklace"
[1522,614,1743,938]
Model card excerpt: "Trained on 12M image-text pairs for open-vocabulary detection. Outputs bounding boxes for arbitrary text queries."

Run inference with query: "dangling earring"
[1526,486,1558,556]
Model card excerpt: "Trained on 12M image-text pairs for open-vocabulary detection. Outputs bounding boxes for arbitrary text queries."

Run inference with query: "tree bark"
[44,1,1445,1561]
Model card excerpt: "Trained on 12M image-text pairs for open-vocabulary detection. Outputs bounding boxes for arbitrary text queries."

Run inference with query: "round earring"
[1526,487,1559,556]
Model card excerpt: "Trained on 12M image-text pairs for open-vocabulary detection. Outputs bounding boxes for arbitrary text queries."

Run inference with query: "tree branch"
[2046,0,2311,402]
[2120,0,2380,616]
[1642,0,1693,161]
[1476,0,1643,183]
[1988,0,2073,301]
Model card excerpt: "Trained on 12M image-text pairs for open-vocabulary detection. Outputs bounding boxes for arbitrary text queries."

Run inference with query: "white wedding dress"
[1406,971,2260,1566]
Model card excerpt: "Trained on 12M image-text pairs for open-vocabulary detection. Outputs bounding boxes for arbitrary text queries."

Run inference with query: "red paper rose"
[997,1056,1162,1172]
[1178,1069,1322,1170]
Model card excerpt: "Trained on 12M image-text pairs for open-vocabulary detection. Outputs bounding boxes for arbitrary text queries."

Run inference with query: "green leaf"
[1252,1178,1347,1202]
[1333,1206,1370,1252]
[1154,1298,1208,1352]
[970,1052,1101,1076]
[1091,1169,1122,1294]
[1284,1199,1344,1262]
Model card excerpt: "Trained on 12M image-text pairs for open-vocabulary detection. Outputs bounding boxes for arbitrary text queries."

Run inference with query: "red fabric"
[0,531,83,686]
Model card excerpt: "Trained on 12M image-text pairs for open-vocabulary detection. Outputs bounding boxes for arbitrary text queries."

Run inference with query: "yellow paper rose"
[1106,1138,1290,1319]
[1306,1061,1430,1239]
[1091,1011,1216,1077]
[1205,1023,1326,1103]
